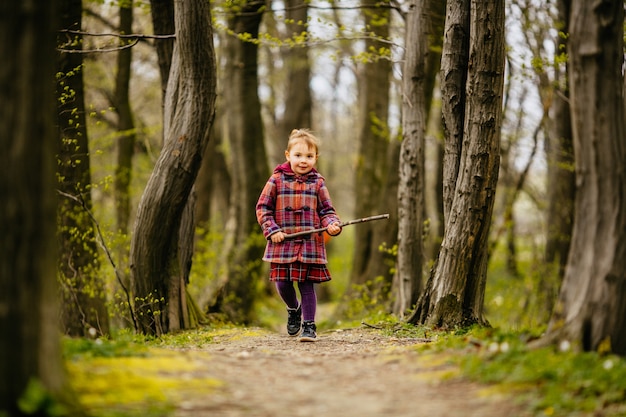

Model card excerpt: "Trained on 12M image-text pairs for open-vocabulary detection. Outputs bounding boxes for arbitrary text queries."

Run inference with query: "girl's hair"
[287,128,320,154]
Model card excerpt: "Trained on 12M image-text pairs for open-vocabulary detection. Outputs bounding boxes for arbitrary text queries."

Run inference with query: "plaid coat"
[256,162,340,264]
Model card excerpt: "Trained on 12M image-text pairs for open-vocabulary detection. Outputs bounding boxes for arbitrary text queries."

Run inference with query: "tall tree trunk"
[426,1,446,260]
[274,0,312,161]
[130,0,217,335]
[217,0,269,324]
[114,1,137,234]
[150,0,175,97]
[57,0,110,337]
[544,0,574,279]
[440,0,470,225]
[350,0,393,289]
[150,0,206,325]
[409,0,505,328]
[195,116,231,228]
[540,0,626,354]
[0,1,81,413]
[393,0,445,315]
[395,0,427,315]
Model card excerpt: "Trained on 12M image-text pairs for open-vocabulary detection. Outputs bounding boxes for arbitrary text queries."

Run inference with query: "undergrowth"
[362,318,626,417]
[62,226,626,417]
[63,319,626,417]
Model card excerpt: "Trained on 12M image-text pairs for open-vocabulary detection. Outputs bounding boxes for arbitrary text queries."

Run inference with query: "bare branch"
[57,189,138,331]
[59,28,176,40]
[58,37,140,54]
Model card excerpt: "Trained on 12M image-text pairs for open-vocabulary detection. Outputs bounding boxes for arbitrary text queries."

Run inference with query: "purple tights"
[275,281,316,322]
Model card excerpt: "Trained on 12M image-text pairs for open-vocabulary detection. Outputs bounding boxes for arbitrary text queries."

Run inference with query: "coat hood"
[274,162,318,176]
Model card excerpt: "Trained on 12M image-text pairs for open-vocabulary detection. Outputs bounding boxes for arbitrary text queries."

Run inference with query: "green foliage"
[361,320,626,416]
[353,45,392,64]
[341,276,391,321]
[133,291,166,331]
[62,326,238,416]
[17,379,68,417]
[451,328,626,417]
[325,226,354,298]
[485,240,559,330]
[63,316,626,417]
[63,329,150,360]
[187,224,226,306]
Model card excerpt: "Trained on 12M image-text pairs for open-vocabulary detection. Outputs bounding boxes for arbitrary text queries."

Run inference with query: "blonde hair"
[287,128,320,154]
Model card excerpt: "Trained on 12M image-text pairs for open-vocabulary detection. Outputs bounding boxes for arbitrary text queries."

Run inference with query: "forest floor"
[169,325,532,417]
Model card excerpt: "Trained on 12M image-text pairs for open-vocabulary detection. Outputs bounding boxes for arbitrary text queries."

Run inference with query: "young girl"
[256,129,341,342]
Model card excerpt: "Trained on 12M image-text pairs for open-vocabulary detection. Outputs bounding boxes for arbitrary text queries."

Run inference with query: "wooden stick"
[283,213,390,239]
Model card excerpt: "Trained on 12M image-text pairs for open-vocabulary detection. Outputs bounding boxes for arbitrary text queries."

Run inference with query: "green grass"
[374,321,626,417]
[63,319,626,417]
[63,329,223,417]
[484,239,559,331]
[457,328,626,416]
[62,218,625,417]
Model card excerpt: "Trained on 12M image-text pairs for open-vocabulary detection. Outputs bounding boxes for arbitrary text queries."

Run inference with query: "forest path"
[172,326,528,417]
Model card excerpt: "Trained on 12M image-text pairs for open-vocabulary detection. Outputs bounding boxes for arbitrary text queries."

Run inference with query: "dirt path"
[173,326,528,417]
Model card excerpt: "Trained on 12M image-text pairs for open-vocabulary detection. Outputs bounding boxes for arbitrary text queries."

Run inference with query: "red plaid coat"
[256,162,340,264]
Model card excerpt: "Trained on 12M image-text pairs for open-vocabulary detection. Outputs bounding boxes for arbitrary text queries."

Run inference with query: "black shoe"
[299,321,317,342]
[287,306,302,336]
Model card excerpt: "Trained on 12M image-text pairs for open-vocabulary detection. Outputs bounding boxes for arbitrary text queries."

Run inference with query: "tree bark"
[0,0,81,413]
[544,0,574,279]
[274,0,312,161]
[195,115,231,228]
[395,0,427,315]
[114,1,137,234]
[131,0,217,335]
[350,0,394,289]
[409,0,505,328]
[440,0,470,225]
[393,0,445,315]
[149,0,175,97]
[540,0,626,354]
[217,0,269,323]
[57,0,110,337]
[425,0,446,260]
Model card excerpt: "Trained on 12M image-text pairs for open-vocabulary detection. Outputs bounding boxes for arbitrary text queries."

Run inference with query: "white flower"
[492,295,504,307]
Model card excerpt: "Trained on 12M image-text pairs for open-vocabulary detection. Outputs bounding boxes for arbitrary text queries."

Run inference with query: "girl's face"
[285,140,318,175]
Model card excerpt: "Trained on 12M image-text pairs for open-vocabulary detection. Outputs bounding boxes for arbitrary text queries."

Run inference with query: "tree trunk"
[540,0,626,354]
[114,1,137,234]
[395,0,427,315]
[195,116,231,228]
[440,0,470,225]
[217,0,269,324]
[409,0,505,328]
[394,0,445,315]
[350,0,393,288]
[149,0,175,97]
[57,0,110,337]
[130,0,217,335]
[426,1,446,261]
[274,0,312,163]
[0,0,80,413]
[544,0,574,279]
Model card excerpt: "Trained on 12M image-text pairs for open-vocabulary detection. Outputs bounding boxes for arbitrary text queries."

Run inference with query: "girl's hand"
[326,222,342,236]
[270,231,285,243]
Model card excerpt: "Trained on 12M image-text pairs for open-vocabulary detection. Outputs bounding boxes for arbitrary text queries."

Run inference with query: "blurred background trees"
[45,0,625,352]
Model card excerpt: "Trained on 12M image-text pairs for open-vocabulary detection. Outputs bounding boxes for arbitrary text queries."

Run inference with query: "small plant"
[432,327,626,417]
[63,328,150,360]
[342,276,391,321]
